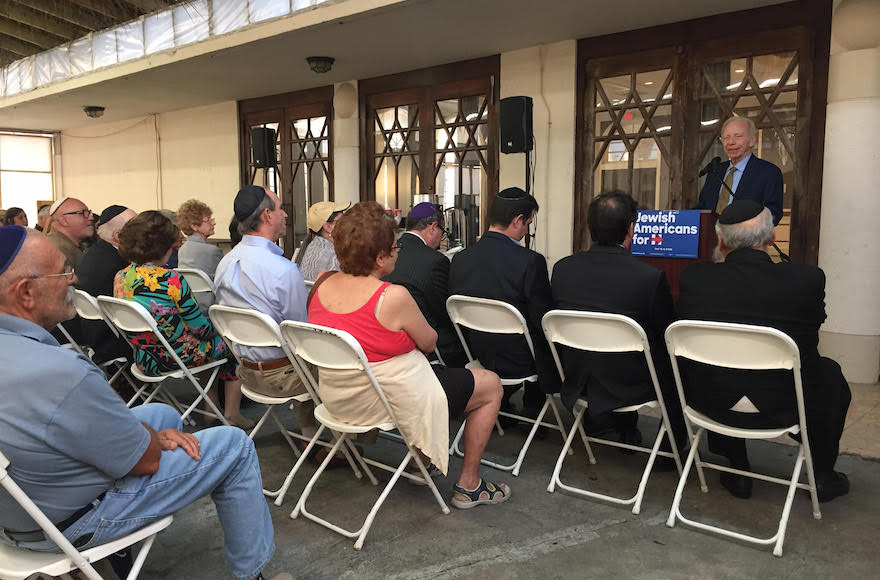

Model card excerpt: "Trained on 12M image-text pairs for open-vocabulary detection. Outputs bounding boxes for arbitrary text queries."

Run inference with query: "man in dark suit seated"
[75,205,137,366]
[696,116,784,225]
[551,191,686,455]
[383,202,467,367]
[448,187,560,420]
[677,200,851,502]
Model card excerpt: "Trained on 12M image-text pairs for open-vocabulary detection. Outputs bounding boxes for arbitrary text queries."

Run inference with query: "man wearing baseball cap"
[677,200,851,502]
[383,202,466,367]
[293,200,350,281]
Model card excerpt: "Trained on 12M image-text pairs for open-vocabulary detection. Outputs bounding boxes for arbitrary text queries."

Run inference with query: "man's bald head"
[0,230,77,328]
[50,197,95,244]
[97,208,137,246]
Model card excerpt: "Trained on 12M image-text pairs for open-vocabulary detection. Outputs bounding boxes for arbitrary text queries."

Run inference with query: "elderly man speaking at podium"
[696,117,784,225]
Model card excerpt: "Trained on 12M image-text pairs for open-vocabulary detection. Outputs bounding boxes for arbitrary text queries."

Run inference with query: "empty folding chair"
[542,310,682,515]
[0,450,172,580]
[97,296,228,426]
[280,320,449,551]
[209,304,361,505]
[664,320,821,557]
[54,321,86,356]
[446,294,568,476]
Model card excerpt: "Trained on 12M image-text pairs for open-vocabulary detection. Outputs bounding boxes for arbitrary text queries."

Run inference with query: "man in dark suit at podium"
[551,191,686,452]
[696,116,784,225]
[449,188,559,418]
[383,202,466,367]
[677,200,851,502]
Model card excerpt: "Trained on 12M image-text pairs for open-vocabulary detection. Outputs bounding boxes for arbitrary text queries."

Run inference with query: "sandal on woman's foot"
[451,479,511,509]
[405,464,441,486]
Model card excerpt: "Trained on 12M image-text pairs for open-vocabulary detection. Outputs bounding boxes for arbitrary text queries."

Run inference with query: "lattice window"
[592,68,674,210]
[373,104,420,211]
[290,115,331,243]
[433,94,490,215]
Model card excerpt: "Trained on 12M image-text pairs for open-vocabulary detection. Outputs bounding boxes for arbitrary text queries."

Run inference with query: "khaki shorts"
[237,360,315,429]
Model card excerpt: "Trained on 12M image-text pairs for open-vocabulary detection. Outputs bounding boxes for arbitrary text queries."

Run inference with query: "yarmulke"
[49,197,72,215]
[233,185,267,221]
[497,187,529,200]
[98,205,128,225]
[307,201,350,233]
[408,202,442,220]
[718,200,764,225]
[0,225,27,276]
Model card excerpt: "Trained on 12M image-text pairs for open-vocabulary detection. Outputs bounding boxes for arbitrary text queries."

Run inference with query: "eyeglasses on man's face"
[62,208,93,219]
[30,266,75,280]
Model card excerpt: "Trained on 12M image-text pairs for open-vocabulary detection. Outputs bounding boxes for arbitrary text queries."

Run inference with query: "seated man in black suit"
[551,191,686,453]
[677,200,851,501]
[696,116,784,225]
[383,202,467,367]
[449,187,560,419]
[74,205,137,365]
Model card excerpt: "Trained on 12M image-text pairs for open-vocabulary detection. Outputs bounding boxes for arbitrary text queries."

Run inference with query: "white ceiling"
[0,0,785,131]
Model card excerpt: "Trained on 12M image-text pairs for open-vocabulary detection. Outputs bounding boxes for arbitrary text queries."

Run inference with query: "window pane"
[599,74,631,106]
[1,172,53,226]
[0,135,52,172]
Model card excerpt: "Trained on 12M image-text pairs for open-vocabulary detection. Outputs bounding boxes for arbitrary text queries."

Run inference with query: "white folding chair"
[55,322,86,356]
[209,304,362,505]
[71,290,156,405]
[280,320,449,551]
[97,296,229,426]
[664,320,821,557]
[542,310,682,515]
[173,267,214,294]
[446,294,568,476]
[0,451,172,580]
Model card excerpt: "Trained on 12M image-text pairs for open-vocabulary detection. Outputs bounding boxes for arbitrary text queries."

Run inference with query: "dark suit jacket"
[676,248,828,426]
[383,232,467,367]
[448,231,560,391]
[551,245,675,414]
[75,239,131,363]
[696,154,784,225]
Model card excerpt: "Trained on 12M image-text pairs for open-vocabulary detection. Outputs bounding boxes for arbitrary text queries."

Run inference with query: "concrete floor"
[135,382,880,579]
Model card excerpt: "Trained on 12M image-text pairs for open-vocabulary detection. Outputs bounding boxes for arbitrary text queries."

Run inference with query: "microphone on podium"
[699,156,722,177]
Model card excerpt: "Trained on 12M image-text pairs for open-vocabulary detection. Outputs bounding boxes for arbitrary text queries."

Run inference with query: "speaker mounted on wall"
[500,96,534,154]
[250,127,277,168]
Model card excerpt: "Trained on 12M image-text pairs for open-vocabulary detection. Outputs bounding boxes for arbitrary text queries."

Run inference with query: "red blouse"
[308,282,415,362]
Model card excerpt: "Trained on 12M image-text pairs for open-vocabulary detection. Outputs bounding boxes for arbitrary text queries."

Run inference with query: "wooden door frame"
[574,0,831,263]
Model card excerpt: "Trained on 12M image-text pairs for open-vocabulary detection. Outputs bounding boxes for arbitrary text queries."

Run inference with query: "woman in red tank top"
[307,202,510,510]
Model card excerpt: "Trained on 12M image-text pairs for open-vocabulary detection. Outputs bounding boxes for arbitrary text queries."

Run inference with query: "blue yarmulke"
[0,225,27,276]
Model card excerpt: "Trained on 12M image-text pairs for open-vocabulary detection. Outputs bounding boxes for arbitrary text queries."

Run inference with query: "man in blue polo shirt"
[0,226,290,580]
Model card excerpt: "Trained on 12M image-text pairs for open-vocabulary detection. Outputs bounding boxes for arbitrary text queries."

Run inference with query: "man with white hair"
[34,204,51,232]
[0,226,291,580]
[696,116,784,225]
[677,200,851,502]
[45,196,96,269]
[76,205,137,364]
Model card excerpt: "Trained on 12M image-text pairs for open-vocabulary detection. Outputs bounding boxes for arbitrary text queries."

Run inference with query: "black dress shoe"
[720,471,753,499]
[816,471,850,503]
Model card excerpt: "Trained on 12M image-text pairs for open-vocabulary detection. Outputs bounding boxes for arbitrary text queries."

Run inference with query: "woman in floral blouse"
[114,210,253,429]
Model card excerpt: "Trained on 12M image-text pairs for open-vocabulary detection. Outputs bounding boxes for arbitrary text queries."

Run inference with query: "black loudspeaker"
[500,96,533,154]
[250,127,277,168]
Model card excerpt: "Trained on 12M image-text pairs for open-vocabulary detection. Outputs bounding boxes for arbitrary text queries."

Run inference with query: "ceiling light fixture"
[83,106,105,118]
[306,56,335,74]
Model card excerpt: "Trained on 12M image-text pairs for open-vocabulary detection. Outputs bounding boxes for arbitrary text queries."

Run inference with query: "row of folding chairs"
[443,294,820,557]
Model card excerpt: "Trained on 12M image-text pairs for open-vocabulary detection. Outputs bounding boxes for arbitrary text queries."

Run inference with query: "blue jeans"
[18,403,275,580]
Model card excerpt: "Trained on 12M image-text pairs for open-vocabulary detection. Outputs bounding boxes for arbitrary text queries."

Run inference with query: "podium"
[636,210,717,301]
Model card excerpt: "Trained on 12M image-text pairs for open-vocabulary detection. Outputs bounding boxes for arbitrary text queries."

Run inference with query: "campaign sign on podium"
[630,209,700,259]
